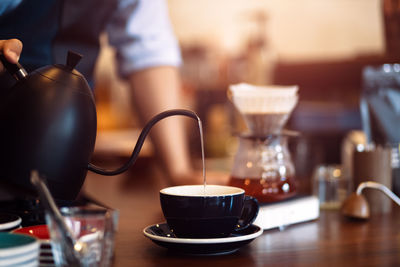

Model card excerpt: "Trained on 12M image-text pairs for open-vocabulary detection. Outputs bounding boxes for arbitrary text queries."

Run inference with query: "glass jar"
[228,134,297,203]
[312,164,350,210]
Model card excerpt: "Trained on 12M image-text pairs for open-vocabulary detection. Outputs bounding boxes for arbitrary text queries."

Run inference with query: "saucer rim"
[143,222,263,244]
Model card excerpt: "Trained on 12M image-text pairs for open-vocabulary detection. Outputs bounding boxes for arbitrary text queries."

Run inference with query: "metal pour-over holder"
[227,84,299,203]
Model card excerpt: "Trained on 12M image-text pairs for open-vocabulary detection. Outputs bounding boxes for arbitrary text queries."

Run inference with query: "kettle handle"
[87,109,200,176]
[0,52,27,80]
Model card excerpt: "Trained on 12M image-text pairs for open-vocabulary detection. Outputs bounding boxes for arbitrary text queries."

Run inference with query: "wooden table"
[83,166,400,267]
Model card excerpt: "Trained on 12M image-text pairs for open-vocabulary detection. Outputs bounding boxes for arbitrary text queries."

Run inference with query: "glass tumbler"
[312,164,350,209]
[46,206,119,267]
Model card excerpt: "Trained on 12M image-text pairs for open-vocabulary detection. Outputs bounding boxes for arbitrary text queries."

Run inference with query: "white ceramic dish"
[0,213,21,231]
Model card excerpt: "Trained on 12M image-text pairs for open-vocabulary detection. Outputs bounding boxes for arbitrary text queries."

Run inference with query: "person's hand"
[0,39,23,70]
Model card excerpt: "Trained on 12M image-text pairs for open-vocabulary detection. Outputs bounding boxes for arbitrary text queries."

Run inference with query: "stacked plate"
[0,213,22,231]
[0,232,40,266]
[13,225,55,267]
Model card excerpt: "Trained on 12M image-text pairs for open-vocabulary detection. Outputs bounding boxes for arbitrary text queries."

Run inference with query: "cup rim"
[160,185,244,197]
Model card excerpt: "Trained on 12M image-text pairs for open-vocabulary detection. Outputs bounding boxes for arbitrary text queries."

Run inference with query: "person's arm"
[128,66,197,184]
[107,0,229,185]
[0,39,23,67]
[105,0,194,184]
[128,66,230,185]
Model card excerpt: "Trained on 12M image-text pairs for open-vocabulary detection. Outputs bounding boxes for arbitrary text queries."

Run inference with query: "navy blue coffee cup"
[160,185,259,238]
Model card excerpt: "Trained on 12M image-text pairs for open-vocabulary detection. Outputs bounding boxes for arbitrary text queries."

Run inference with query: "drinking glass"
[46,206,119,267]
[312,164,350,209]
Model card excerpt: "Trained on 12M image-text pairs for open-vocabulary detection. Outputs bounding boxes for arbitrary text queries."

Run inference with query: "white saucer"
[143,222,263,255]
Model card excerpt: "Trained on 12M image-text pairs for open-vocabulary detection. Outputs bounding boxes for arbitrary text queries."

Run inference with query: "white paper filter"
[228,83,299,114]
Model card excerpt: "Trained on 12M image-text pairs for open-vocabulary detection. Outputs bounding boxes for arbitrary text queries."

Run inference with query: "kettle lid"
[34,51,93,95]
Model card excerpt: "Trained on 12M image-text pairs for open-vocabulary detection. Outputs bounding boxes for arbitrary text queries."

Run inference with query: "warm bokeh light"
[168,0,384,60]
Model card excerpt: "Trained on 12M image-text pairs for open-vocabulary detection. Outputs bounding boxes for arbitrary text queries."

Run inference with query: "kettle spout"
[87,109,199,176]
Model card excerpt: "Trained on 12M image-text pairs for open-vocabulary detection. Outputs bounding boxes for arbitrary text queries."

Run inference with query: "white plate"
[0,249,38,265]
[0,213,21,231]
[40,248,53,253]
[39,254,54,261]
[13,259,39,267]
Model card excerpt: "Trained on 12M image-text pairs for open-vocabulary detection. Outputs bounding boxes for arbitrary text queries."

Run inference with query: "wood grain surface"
[83,163,400,267]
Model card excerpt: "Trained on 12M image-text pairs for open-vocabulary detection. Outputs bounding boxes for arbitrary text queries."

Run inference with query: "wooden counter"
[83,167,400,267]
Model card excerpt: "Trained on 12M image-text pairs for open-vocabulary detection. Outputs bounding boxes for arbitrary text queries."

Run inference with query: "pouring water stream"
[197,117,207,192]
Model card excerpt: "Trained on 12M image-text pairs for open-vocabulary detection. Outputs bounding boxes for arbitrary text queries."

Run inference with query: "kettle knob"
[66,51,83,71]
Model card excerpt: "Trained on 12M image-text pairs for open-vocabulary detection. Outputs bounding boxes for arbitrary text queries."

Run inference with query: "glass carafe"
[229,134,297,203]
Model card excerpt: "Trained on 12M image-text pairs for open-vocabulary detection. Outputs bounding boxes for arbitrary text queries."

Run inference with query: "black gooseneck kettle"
[0,51,198,200]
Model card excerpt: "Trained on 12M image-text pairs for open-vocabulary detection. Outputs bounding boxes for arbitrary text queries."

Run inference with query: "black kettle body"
[0,52,97,200]
[0,51,199,200]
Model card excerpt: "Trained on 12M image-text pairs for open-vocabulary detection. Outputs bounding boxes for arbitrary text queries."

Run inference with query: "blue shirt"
[0,0,181,84]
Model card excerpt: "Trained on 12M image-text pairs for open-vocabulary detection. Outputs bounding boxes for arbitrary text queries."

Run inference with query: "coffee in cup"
[160,185,259,238]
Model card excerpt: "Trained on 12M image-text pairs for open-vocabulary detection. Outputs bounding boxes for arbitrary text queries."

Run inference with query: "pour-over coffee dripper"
[228,83,298,135]
[228,83,299,203]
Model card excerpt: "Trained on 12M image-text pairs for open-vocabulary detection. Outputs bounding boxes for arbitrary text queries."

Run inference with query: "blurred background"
[92,0,400,184]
